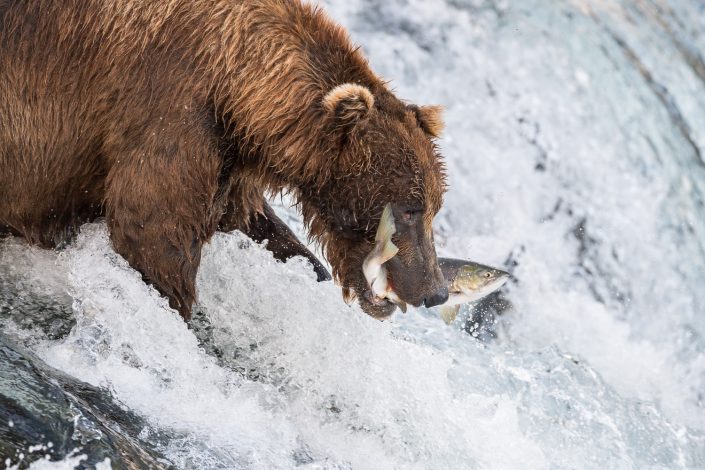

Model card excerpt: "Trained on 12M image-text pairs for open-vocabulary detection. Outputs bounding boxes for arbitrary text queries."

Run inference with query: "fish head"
[456,263,510,300]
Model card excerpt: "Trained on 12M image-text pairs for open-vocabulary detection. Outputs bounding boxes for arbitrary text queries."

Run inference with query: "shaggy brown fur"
[0,0,447,319]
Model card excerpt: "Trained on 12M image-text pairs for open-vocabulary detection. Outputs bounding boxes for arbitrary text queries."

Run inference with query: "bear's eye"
[402,208,423,222]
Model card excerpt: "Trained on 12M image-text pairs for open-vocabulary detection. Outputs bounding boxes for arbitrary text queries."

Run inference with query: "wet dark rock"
[0,334,172,469]
[0,277,74,341]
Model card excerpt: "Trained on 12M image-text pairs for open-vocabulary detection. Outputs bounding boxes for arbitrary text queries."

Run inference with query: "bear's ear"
[411,104,445,138]
[323,83,374,131]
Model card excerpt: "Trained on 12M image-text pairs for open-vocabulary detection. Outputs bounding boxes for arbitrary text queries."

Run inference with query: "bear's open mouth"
[362,271,407,314]
[358,287,399,318]
[363,287,394,307]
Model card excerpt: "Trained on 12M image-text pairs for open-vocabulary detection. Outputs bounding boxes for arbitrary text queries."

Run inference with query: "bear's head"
[303,83,448,318]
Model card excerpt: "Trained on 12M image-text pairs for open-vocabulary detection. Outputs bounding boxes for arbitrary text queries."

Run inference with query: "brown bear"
[0,0,448,320]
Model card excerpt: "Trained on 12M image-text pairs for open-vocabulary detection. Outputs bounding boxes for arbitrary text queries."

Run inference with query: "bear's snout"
[423,286,449,308]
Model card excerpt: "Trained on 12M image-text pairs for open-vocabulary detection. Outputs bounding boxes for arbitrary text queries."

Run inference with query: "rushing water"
[1,0,705,468]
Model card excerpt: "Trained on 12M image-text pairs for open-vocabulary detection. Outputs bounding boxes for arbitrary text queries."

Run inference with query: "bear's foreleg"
[104,130,222,321]
[218,187,331,282]
[239,202,331,282]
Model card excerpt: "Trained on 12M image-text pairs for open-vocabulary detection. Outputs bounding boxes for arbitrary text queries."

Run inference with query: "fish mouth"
[460,276,510,302]
[488,275,509,293]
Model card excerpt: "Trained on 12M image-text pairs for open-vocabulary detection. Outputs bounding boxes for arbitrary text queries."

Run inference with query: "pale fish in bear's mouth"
[357,203,407,313]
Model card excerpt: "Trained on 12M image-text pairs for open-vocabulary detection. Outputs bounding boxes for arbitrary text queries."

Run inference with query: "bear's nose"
[423,286,449,308]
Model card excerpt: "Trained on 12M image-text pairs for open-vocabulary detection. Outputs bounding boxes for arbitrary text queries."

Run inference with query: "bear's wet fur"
[0,0,447,319]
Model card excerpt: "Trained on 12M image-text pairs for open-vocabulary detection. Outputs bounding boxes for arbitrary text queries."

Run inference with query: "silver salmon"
[437,258,509,324]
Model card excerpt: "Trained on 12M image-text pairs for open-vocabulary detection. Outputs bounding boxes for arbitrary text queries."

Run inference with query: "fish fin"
[440,305,460,325]
[398,302,407,313]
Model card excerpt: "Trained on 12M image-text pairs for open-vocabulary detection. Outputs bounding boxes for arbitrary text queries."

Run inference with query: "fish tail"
[375,204,397,244]
[379,239,399,262]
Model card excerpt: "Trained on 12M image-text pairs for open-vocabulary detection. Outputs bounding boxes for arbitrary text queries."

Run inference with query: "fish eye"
[484,272,492,278]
